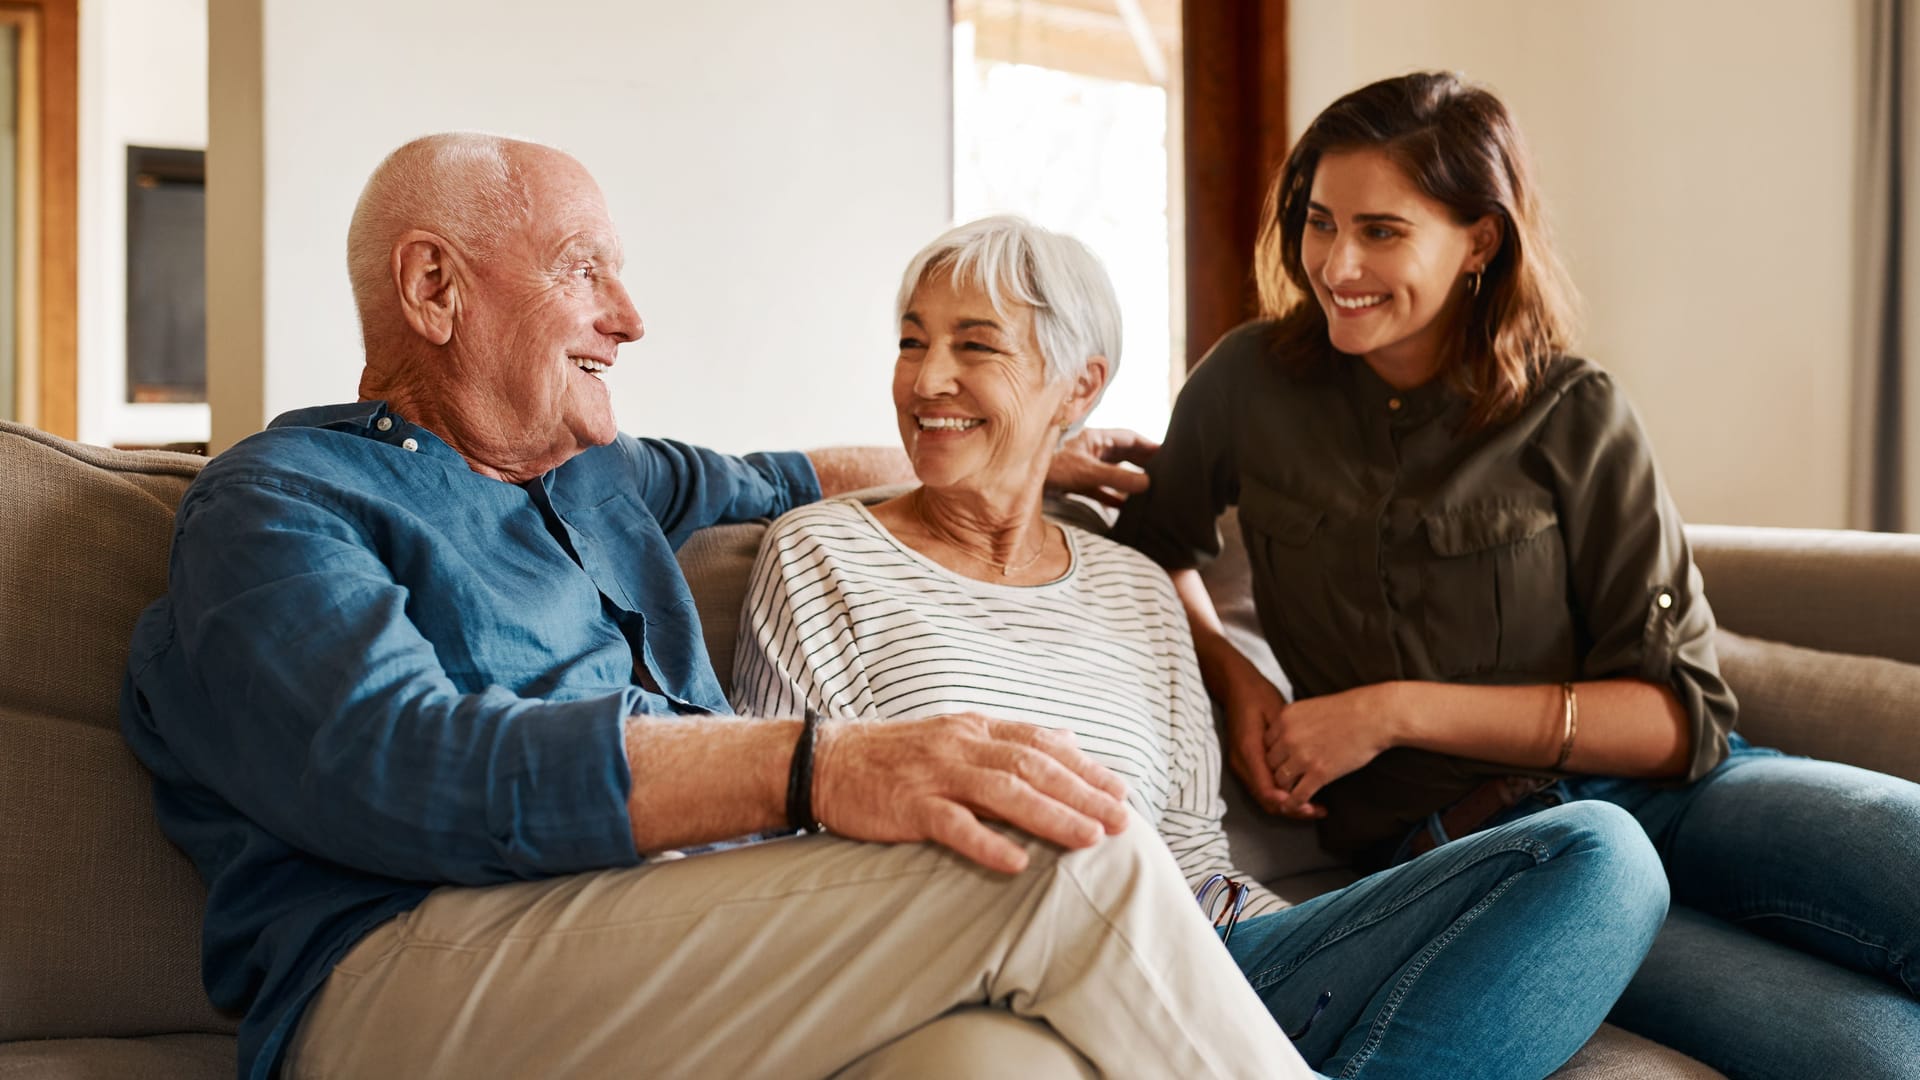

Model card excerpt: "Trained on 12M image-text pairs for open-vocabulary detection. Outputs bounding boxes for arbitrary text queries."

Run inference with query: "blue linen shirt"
[119,401,820,1079]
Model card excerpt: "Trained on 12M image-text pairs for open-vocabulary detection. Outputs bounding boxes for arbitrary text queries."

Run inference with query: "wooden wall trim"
[1,0,76,438]
[1181,0,1288,373]
[39,0,76,438]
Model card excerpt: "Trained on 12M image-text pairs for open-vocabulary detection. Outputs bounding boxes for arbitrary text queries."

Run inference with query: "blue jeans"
[1477,735,1920,1079]
[1226,801,1668,1079]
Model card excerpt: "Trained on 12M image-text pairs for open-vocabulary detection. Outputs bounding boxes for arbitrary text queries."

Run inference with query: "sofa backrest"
[676,522,769,689]
[1688,523,1920,666]
[0,420,238,1041]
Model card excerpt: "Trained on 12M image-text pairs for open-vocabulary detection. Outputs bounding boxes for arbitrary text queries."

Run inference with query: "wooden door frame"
[1181,0,1287,373]
[1,0,76,438]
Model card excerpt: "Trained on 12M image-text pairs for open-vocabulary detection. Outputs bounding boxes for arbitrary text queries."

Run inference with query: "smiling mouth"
[1330,293,1389,311]
[571,356,611,380]
[917,416,984,432]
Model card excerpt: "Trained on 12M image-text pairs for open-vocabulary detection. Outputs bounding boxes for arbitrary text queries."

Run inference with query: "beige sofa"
[5,417,1916,1078]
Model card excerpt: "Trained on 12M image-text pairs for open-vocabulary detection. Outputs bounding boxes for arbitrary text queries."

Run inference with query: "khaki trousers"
[283,815,1309,1079]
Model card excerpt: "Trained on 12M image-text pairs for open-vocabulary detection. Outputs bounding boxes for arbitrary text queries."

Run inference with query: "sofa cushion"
[0,421,233,1041]
[0,421,201,730]
[1715,629,1920,784]
[0,1033,235,1079]
[1548,1024,1726,1079]
[1220,755,1350,892]
[0,708,236,1041]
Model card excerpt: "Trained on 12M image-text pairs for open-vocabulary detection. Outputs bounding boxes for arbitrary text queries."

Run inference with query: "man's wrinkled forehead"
[510,144,626,268]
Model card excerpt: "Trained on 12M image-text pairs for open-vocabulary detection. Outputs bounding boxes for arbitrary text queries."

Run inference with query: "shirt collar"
[267,400,468,466]
[1342,358,1461,428]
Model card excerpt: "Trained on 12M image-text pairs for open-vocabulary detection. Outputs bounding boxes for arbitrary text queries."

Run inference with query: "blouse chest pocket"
[1239,476,1324,547]
[1236,476,1337,648]
[1419,502,1569,677]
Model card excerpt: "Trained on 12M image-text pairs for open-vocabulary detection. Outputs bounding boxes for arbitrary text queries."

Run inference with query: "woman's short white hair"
[895,216,1123,405]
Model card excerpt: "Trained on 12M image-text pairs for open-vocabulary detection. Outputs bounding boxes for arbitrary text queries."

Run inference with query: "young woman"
[1113,72,1920,1079]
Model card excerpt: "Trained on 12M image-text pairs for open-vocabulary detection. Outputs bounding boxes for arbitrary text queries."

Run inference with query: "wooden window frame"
[1,0,76,438]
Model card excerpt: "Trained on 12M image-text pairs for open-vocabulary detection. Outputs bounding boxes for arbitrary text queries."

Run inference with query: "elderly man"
[120,133,1312,1080]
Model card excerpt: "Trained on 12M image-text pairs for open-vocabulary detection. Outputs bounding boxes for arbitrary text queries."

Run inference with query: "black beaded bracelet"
[786,711,822,833]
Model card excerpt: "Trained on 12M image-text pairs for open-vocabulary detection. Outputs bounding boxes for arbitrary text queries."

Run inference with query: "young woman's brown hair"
[1254,71,1581,429]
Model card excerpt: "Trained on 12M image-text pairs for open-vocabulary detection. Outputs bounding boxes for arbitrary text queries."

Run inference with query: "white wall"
[77,0,210,446]
[210,0,951,455]
[1288,0,1858,528]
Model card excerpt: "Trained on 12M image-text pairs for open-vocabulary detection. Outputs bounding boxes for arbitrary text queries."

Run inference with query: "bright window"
[952,0,1182,439]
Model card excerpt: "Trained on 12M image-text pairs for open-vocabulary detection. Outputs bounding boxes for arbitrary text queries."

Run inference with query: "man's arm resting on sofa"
[625,714,1132,874]
[805,427,1157,504]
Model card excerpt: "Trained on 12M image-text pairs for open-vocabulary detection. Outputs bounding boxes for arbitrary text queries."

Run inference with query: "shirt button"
[402,437,419,452]
[1657,590,1674,610]
[376,417,394,432]
[1388,397,1402,411]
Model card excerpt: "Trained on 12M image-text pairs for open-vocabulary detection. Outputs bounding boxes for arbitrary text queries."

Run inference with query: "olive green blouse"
[1112,322,1737,865]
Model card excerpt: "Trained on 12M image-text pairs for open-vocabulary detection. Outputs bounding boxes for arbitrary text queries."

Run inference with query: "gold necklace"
[980,526,1051,577]
[907,491,1053,577]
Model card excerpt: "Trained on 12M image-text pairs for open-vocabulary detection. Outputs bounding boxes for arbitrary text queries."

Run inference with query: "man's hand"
[811,714,1132,873]
[1264,683,1401,819]
[1046,427,1158,508]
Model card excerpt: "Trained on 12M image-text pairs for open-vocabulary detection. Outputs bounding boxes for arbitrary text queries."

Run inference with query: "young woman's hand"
[1209,652,1318,818]
[1170,568,1327,820]
[1264,683,1405,817]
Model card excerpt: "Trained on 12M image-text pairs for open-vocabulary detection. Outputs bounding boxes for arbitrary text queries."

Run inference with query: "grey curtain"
[1852,0,1920,531]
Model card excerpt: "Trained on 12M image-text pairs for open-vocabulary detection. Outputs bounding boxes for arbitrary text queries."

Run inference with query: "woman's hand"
[1208,652,1319,819]
[1265,683,1404,817]
[1045,427,1158,508]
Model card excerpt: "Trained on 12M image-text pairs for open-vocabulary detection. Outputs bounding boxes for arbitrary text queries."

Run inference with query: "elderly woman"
[732,215,1670,1080]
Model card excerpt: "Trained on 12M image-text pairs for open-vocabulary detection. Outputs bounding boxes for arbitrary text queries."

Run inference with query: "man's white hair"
[345,132,535,335]
[895,215,1123,420]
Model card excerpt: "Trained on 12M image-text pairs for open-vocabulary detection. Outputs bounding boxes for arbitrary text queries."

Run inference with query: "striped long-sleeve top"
[731,496,1285,918]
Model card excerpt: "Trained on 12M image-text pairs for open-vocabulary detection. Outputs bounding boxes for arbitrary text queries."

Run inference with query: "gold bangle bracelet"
[1552,682,1579,770]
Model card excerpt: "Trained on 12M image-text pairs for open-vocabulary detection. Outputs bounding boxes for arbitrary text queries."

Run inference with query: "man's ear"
[1057,354,1113,430]
[392,230,460,346]
[1468,213,1504,271]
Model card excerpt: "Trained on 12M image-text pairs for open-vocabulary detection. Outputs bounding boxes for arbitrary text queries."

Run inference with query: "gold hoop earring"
[1468,269,1483,297]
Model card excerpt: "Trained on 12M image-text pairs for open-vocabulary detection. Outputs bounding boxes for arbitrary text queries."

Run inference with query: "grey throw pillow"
[1714,628,1920,784]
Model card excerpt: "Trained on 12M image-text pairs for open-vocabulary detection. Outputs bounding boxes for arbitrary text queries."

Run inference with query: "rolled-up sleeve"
[617,436,820,546]
[1539,373,1737,780]
[140,478,645,885]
